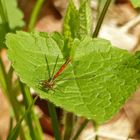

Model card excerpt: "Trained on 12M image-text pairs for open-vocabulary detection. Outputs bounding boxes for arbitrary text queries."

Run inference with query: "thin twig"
[93,0,112,37]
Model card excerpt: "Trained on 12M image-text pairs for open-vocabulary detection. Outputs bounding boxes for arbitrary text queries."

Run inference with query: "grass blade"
[7,97,38,140]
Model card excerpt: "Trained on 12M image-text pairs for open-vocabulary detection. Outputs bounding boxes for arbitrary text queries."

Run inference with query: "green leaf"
[6,31,140,123]
[3,0,24,29]
[63,0,79,39]
[78,0,93,39]
[130,0,140,8]
[62,0,93,57]
[0,0,24,48]
[63,0,93,40]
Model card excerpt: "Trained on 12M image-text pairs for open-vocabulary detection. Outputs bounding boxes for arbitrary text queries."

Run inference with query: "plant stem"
[63,112,74,140]
[7,117,14,135]
[0,55,8,94]
[7,66,14,86]
[0,55,26,140]
[72,119,88,140]
[47,102,61,140]
[20,82,43,140]
[93,120,99,140]
[28,0,44,31]
[0,0,7,23]
[93,0,112,37]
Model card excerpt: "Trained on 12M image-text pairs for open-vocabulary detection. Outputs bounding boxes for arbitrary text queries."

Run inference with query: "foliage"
[6,31,140,123]
[0,0,140,139]
[0,0,24,48]
[130,0,140,8]
[63,0,92,40]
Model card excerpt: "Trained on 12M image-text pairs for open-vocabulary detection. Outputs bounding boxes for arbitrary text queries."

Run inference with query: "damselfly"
[39,55,96,93]
[39,55,71,92]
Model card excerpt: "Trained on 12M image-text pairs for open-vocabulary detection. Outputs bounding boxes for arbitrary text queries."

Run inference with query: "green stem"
[93,0,112,37]
[0,57,20,120]
[72,119,88,140]
[63,113,74,140]
[7,97,38,140]
[0,0,7,23]
[0,56,26,140]
[47,102,61,140]
[7,66,14,87]
[20,82,43,140]
[0,56,7,94]
[92,120,99,140]
[8,88,26,140]
[7,117,14,138]
[28,0,44,31]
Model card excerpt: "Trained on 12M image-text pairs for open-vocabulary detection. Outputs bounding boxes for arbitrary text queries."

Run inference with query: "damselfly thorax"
[41,78,55,90]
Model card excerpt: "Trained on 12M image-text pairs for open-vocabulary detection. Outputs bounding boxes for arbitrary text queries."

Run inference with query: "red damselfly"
[39,55,96,93]
[40,55,71,92]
